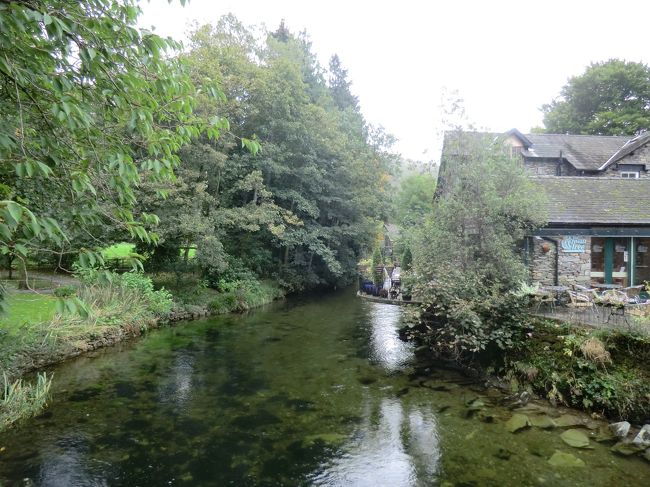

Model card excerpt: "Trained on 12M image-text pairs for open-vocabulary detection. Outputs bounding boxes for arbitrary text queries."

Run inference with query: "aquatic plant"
[0,372,52,431]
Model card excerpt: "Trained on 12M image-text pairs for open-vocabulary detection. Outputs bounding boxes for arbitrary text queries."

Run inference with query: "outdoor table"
[542,285,569,300]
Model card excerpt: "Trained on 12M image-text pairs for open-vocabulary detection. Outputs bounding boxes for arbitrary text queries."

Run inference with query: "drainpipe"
[536,236,560,286]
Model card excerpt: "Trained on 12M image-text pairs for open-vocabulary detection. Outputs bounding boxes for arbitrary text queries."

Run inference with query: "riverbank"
[404,313,650,432]
[503,320,650,423]
[0,271,285,431]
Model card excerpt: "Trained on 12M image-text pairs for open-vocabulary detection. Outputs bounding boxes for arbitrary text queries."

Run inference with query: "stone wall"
[530,236,592,287]
[524,159,577,176]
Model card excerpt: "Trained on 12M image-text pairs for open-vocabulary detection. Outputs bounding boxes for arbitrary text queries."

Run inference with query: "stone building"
[439,129,650,287]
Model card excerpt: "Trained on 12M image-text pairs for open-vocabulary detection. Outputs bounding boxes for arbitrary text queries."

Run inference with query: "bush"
[119,272,173,316]
[410,269,531,362]
[54,285,77,298]
[208,278,284,314]
[63,268,173,330]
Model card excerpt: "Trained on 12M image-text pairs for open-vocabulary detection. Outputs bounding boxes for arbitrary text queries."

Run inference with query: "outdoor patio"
[531,303,650,335]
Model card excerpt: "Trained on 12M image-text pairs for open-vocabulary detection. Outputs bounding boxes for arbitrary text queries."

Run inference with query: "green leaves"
[0,0,211,273]
[55,296,89,319]
[241,137,261,156]
[543,59,650,135]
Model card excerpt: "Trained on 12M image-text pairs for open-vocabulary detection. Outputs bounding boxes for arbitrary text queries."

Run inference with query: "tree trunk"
[17,260,28,290]
[7,254,14,280]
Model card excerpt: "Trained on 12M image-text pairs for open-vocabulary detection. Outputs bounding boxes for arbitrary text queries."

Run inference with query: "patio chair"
[619,285,645,303]
[598,290,631,327]
[566,290,598,320]
[531,290,556,316]
[573,284,600,298]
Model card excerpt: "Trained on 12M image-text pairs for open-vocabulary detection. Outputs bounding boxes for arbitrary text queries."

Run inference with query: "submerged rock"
[560,429,591,449]
[594,425,617,443]
[505,413,530,433]
[548,450,585,467]
[494,447,514,460]
[610,441,644,456]
[632,424,650,447]
[609,421,631,439]
[553,414,584,428]
[529,415,556,429]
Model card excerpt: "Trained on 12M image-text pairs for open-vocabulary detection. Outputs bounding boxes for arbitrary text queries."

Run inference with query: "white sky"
[140,0,650,163]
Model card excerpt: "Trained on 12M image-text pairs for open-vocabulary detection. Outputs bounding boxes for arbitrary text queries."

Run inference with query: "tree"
[401,247,412,271]
[542,59,650,135]
[328,54,359,112]
[147,17,395,292]
[405,133,548,357]
[414,132,547,289]
[393,173,436,228]
[371,247,383,286]
[0,0,223,286]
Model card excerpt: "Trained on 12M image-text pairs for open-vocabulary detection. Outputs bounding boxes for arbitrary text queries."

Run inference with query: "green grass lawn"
[0,293,57,333]
[101,242,136,260]
[100,242,195,263]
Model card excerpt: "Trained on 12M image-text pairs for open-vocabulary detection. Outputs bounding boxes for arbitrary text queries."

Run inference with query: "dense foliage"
[0,0,222,272]
[406,133,547,359]
[542,59,650,135]
[137,16,395,291]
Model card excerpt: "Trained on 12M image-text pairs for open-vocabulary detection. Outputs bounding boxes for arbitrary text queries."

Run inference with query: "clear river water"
[1,289,649,486]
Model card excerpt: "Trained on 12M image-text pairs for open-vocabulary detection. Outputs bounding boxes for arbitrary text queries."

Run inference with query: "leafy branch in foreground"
[0,0,228,309]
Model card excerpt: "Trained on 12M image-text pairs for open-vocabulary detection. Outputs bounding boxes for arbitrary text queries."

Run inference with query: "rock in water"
[560,429,591,448]
[548,450,585,467]
[609,421,631,439]
[506,413,530,433]
[632,425,650,447]
[529,415,556,429]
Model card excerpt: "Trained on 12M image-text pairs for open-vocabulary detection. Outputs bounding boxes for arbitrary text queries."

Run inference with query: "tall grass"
[47,271,173,338]
[209,279,285,314]
[0,372,52,431]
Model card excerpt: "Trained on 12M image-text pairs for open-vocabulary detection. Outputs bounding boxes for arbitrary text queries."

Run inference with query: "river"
[1,289,649,486]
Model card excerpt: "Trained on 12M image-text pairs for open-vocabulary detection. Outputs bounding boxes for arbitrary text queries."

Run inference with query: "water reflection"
[312,397,440,486]
[38,434,110,487]
[312,302,440,486]
[368,303,413,371]
[158,353,195,411]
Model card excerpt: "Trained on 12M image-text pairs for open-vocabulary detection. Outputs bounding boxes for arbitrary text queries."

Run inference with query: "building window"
[620,171,640,178]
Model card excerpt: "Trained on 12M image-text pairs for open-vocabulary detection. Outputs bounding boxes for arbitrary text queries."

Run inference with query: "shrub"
[54,285,77,298]
[411,269,531,362]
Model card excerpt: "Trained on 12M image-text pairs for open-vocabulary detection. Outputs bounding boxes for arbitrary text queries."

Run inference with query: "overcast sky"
[140,0,650,163]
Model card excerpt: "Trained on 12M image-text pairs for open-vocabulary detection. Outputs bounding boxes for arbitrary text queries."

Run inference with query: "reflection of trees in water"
[311,397,440,486]
[158,353,195,411]
[39,434,113,486]
[368,303,413,371]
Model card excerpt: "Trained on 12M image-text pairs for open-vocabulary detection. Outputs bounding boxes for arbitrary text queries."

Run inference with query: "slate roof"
[601,131,650,169]
[522,134,629,171]
[532,177,650,225]
[441,130,648,172]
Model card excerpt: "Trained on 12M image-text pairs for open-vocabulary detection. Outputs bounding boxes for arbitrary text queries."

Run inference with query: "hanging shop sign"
[561,236,586,253]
